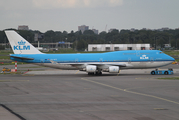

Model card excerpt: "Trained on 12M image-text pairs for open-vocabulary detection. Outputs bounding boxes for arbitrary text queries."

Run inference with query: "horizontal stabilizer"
[10,56,34,60]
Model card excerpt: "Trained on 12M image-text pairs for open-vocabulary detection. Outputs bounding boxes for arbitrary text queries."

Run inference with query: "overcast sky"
[0,0,179,33]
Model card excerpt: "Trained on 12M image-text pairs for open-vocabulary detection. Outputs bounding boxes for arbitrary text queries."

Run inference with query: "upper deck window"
[140,53,150,54]
[123,53,136,55]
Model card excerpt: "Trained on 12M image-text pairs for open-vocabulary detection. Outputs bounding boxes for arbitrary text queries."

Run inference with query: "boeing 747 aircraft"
[5,30,175,75]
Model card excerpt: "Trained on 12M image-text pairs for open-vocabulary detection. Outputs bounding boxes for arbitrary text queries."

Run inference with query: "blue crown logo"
[18,40,26,45]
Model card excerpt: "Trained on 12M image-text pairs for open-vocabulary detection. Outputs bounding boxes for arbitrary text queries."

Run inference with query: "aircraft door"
[128,58,131,63]
[150,57,154,62]
[75,59,78,62]
[40,59,44,65]
[136,51,140,56]
[100,58,103,63]
[40,59,44,63]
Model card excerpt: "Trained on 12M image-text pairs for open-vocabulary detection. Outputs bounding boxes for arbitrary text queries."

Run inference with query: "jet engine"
[86,65,97,72]
[109,66,120,73]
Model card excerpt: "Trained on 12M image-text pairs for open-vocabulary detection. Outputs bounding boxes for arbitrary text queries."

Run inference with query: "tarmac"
[0,105,21,120]
[0,64,179,120]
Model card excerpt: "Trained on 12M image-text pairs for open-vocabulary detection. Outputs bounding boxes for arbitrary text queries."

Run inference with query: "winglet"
[5,30,43,54]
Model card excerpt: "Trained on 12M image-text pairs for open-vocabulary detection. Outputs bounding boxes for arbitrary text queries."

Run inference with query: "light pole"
[65,38,67,49]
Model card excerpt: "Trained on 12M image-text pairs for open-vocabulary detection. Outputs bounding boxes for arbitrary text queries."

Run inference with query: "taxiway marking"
[0,80,29,82]
[81,78,179,105]
[75,70,80,74]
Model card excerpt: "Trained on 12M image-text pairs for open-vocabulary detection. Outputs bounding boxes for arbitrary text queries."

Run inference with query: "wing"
[50,61,126,68]
[88,63,126,67]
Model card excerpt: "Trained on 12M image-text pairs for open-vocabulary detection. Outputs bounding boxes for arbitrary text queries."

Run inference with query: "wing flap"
[58,63,126,67]
[49,61,127,68]
[89,63,126,67]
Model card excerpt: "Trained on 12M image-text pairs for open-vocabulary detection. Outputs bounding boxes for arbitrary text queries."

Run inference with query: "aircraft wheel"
[97,71,102,75]
[151,71,155,75]
[95,71,102,76]
[88,72,94,75]
[164,71,168,75]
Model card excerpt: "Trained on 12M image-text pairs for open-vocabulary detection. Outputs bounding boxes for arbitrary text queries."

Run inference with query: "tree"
[76,39,86,51]
[0,45,5,50]
[83,30,95,35]
[1,28,179,51]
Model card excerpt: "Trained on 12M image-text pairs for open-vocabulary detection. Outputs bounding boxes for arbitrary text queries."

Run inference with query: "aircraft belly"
[137,62,146,68]
[122,62,146,69]
[124,61,172,69]
[146,61,172,68]
[129,61,172,69]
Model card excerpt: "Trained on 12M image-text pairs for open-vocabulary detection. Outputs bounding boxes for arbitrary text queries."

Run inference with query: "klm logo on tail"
[14,40,30,50]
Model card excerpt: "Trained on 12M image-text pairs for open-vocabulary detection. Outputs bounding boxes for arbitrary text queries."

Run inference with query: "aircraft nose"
[164,53,175,62]
[169,56,175,61]
[171,57,175,61]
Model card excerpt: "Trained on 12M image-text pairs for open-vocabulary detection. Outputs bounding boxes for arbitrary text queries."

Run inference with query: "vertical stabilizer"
[5,30,42,54]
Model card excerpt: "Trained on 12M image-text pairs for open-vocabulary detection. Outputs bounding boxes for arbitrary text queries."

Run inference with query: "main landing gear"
[88,71,102,75]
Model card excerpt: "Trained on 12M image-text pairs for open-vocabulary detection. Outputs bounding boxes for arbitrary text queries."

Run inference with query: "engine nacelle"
[86,65,97,72]
[109,66,120,73]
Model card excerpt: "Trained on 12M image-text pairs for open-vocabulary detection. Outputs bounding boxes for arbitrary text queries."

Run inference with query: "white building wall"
[88,44,150,51]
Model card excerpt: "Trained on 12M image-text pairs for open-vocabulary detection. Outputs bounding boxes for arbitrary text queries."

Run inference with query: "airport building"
[88,44,150,51]
[92,29,99,34]
[18,25,29,30]
[78,25,89,33]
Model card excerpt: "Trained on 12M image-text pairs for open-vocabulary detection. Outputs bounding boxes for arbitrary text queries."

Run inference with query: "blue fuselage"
[10,50,174,64]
